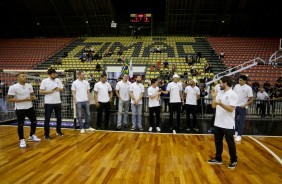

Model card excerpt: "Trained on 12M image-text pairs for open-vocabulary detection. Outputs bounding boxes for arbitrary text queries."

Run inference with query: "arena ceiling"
[0,0,281,38]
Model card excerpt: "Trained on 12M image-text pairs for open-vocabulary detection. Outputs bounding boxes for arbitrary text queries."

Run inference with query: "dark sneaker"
[116,126,121,130]
[139,127,143,131]
[228,161,237,169]
[207,158,222,165]
[56,132,64,136]
[44,135,50,140]
[131,127,136,131]
[186,128,191,132]
[207,127,214,133]
[123,124,129,128]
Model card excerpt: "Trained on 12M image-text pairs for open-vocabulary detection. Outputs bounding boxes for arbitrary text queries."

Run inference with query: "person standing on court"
[161,74,184,132]
[40,69,64,139]
[148,78,162,132]
[233,75,253,142]
[94,73,113,129]
[72,71,96,133]
[184,78,200,132]
[208,76,238,169]
[7,73,41,148]
[129,75,145,131]
[115,74,131,130]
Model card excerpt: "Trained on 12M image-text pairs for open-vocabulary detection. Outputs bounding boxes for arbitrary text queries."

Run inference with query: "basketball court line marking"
[248,136,282,165]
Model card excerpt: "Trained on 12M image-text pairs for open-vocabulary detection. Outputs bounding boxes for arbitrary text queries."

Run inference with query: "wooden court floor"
[0,126,281,184]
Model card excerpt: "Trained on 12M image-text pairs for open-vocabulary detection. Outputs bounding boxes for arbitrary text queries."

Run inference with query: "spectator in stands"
[104,49,113,57]
[72,71,96,133]
[263,81,271,93]
[39,69,64,139]
[0,80,8,117]
[80,53,86,62]
[90,47,94,53]
[116,74,131,130]
[204,63,211,73]
[183,71,188,81]
[7,73,41,148]
[252,81,260,93]
[161,74,184,132]
[270,90,282,116]
[63,51,68,58]
[275,77,282,90]
[208,76,238,169]
[256,87,269,117]
[150,65,155,72]
[130,75,145,131]
[88,74,96,93]
[160,81,169,112]
[156,60,161,71]
[155,46,162,53]
[95,63,101,72]
[172,64,176,74]
[93,52,102,61]
[148,78,162,132]
[117,49,123,57]
[233,75,253,142]
[184,78,200,132]
[219,51,224,59]
[163,60,169,69]
[94,73,113,129]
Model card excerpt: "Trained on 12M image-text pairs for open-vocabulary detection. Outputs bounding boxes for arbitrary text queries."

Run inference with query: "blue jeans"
[131,103,142,129]
[0,98,8,113]
[76,101,91,129]
[235,107,247,136]
[117,100,130,127]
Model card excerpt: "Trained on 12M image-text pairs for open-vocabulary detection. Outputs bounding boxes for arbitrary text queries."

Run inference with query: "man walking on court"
[94,73,113,129]
[115,74,131,130]
[72,71,96,133]
[40,69,64,139]
[208,76,238,169]
[7,73,41,148]
[233,75,253,142]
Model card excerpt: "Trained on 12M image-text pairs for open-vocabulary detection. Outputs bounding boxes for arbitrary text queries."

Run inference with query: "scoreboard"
[130,13,152,23]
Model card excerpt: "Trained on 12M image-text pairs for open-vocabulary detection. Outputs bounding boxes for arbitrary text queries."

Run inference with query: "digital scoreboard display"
[130,13,151,23]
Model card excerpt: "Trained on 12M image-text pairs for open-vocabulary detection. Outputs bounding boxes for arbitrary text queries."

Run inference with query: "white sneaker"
[20,139,26,148]
[86,127,96,132]
[234,131,238,138]
[80,129,85,134]
[156,127,161,132]
[28,134,41,142]
[235,136,242,142]
[148,127,153,132]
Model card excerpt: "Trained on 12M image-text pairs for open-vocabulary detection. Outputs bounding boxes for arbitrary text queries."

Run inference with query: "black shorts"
[16,107,37,124]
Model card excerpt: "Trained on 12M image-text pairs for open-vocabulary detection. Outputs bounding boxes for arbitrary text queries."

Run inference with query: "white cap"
[172,74,180,78]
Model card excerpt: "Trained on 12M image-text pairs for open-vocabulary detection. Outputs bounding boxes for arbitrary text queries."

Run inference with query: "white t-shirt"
[71,79,90,102]
[148,86,160,107]
[40,78,63,104]
[94,81,112,102]
[214,89,238,129]
[8,83,33,110]
[130,82,145,104]
[167,82,182,103]
[233,84,253,106]
[256,91,269,101]
[185,86,200,105]
[116,80,131,101]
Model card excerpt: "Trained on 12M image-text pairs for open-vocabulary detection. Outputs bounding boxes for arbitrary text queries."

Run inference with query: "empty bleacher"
[207,37,281,85]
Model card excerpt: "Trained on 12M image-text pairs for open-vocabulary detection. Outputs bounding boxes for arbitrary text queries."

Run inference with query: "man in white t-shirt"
[94,73,113,129]
[72,71,96,133]
[148,78,162,132]
[40,69,64,139]
[129,75,144,131]
[7,73,41,148]
[115,74,131,130]
[207,76,238,169]
[161,74,184,131]
[208,83,221,133]
[233,75,253,142]
[184,78,200,132]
